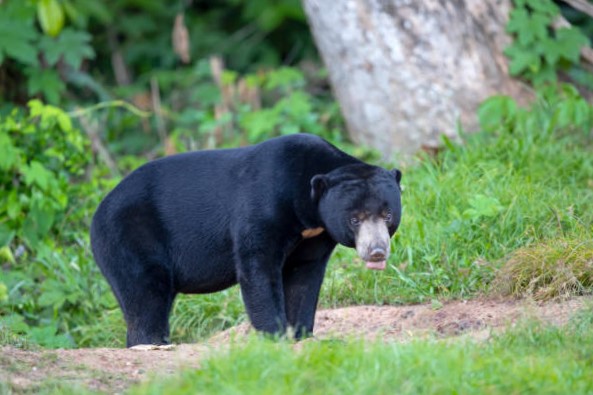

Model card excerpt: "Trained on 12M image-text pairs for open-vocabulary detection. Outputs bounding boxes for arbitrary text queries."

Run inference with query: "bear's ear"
[310,175,328,202]
[391,169,402,184]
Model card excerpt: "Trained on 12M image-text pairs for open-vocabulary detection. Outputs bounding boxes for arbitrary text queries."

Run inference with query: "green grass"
[132,305,593,395]
[320,95,593,306]
[492,238,593,300]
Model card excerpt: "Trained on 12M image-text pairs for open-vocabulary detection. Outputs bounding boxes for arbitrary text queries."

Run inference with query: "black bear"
[91,134,402,346]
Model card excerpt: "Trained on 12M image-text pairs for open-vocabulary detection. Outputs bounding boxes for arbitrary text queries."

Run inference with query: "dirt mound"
[2,296,591,393]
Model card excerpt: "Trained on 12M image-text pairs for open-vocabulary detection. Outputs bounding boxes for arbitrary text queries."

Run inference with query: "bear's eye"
[350,217,360,226]
[384,210,393,222]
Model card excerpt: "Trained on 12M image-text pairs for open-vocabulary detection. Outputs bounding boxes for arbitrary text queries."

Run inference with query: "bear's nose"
[369,247,386,261]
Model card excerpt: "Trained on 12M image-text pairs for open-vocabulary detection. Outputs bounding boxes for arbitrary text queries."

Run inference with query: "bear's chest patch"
[301,227,325,239]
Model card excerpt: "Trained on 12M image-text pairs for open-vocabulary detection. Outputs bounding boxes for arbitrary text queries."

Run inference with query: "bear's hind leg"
[101,254,175,347]
[120,265,176,347]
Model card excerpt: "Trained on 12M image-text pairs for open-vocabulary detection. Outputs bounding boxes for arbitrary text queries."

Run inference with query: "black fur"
[90,134,402,346]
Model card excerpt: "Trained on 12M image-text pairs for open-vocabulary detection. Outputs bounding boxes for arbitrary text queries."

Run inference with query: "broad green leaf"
[221,70,238,85]
[555,28,589,63]
[1,1,37,21]
[538,37,562,65]
[27,99,73,130]
[37,0,65,37]
[56,111,72,132]
[0,132,20,170]
[6,190,21,220]
[240,109,280,142]
[38,288,66,308]
[506,47,540,75]
[26,68,65,104]
[39,28,95,69]
[0,224,15,248]
[531,64,556,86]
[21,200,56,247]
[463,195,503,220]
[30,199,56,236]
[524,13,550,44]
[526,0,558,15]
[21,161,53,190]
[506,9,529,35]
[276,91,312,118]
[0,16,39,66]
[59,29,95,68]
[0,315,29,333]
[28,325,73,348]
[507,9,550,45]
[61,0,111,26]
[39,35,62,66]
[264,67,304,90]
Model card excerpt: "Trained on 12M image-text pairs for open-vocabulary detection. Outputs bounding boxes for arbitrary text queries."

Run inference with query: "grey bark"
[302,0,531,158]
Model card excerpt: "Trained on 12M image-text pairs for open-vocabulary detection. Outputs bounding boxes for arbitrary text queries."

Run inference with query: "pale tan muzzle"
[355,219,391,270]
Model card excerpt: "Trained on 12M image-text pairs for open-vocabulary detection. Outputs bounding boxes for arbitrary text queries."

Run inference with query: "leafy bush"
[0,100,89,251]
[0,1,95,104]
[0,101,114,348]
[506,0,590,86]
[0,0,315,106]
[165,63,350,148]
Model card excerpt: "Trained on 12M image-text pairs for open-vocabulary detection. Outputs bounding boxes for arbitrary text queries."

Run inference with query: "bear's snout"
[369,247,387,262]
[355,219,391,270]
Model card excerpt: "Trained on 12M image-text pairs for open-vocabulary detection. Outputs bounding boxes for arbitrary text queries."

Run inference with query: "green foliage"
[492,238,593,300]
[0,0,315,105]
[0,1,95,104]
[506,0,590,85]
[170,291,245,344]
[39,29,94,69]
[0,100,88,248]
[137,61,364,159]
[37,0,66,37]
[0,101,116,348]
[0,10,39,66]
[133,308,593,395]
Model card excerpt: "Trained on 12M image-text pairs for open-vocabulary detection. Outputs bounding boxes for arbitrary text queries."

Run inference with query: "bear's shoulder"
[258,134,355,165]
[261,134,330,151]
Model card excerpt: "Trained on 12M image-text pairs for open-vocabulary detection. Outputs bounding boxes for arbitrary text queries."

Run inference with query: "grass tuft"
[491,238,593,300]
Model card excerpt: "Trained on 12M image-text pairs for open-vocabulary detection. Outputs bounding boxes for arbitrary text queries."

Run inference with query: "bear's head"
[311,164,402,270]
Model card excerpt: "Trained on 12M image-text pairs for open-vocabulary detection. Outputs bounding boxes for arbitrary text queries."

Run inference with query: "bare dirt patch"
[2,296,591,393]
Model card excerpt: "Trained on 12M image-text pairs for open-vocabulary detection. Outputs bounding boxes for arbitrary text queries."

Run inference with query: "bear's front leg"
[283,233,336,338]
[236,247,288,336]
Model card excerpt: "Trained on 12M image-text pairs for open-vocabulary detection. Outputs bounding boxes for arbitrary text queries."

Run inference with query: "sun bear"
[91,134,402,346]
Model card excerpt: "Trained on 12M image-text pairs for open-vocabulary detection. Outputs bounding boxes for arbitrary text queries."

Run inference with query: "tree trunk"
[302,0,531,157]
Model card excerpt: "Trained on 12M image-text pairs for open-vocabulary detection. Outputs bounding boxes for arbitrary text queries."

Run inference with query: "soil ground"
[1,296,591,394]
